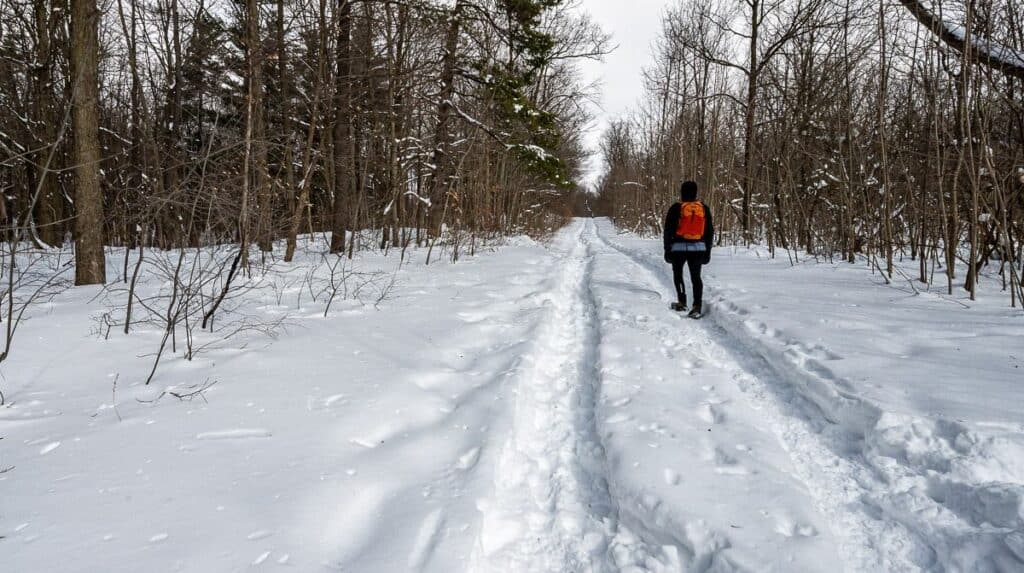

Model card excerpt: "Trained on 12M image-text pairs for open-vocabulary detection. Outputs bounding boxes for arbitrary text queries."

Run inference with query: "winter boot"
[687,303,703,319]
[671,295,687,312]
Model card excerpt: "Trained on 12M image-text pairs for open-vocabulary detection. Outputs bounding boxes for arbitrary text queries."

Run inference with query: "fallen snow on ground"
[605,220,1024,571]
[2,219,1022,572]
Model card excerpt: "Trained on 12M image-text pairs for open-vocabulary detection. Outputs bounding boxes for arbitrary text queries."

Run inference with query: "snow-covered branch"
[898,0,1024,80]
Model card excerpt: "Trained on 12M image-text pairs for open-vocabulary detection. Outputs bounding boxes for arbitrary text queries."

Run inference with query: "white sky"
[575,0,669,190]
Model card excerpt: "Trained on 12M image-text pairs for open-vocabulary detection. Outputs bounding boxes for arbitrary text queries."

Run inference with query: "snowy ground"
[2,218,1022,572]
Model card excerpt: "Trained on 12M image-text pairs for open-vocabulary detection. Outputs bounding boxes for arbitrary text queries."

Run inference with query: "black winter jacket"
[663,202,715,254]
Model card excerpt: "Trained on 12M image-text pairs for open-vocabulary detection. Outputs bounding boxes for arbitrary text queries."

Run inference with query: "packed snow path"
[467,222,627,571]
[468,219,841,571]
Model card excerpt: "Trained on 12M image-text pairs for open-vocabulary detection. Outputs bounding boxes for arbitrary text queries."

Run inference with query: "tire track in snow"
[467,220,676,573]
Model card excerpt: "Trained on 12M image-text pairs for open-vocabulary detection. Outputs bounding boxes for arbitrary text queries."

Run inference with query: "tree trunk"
[330,0,353,254]
[277,0,296,251]
[426,0,465,234]
[285,0,328,262]
[741,0,760,243]
[250,0,272,253]
[71,0,105,285]
[32,0,63,247]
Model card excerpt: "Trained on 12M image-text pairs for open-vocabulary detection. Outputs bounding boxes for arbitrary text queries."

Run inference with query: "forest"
[0,0,612,380]
[3,2,1024,570]
[596,0,1024,305]
[0,0,605,273]
[1,0,1022,378]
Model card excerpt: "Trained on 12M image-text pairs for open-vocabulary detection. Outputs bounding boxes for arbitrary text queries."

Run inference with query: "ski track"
[589,220,1024,572]
[468,220,681,573]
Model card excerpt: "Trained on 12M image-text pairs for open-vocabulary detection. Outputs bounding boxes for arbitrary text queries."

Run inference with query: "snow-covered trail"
[467,221,624,571]
[6,219,1020,572]
[584,221,844,571]
[588,218,1024,572]
[468,219,844,571]
[586,220,883,570]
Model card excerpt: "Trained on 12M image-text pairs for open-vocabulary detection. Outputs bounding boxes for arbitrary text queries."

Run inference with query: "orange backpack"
[675,202,706,240]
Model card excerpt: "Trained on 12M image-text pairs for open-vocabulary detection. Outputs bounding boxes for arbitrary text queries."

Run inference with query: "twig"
[136,378,218,405]
[112,374,122,422]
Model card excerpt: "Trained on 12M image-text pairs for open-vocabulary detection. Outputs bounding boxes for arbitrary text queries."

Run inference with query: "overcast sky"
[575,0,668,190]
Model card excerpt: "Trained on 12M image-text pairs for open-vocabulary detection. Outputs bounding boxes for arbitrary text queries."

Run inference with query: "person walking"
[663,180,714,318]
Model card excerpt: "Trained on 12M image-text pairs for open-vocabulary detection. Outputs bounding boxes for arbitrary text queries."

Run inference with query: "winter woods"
[597,0,1024,305]
[0,0,607,393]
[0,0,606,263]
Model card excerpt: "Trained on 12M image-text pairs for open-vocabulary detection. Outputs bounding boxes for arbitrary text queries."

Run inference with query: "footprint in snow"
[702,443,752,476]
[663,468,681,486]
[772,513,818,538]
[456,310,493,324]
[808,343,842,361]
[455,447,481,471]
[704,445,735,465]
[696,403,723,425]
[638,422,667,435]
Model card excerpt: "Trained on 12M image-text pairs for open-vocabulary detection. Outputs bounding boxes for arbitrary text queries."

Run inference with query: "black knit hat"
[680,180,698,201]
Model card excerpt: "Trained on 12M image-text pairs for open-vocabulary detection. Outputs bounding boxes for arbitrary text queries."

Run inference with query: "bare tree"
[600,0,1023,308]
[70,0,105,285]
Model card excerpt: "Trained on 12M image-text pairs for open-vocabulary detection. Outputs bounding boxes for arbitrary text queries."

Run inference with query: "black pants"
[670,251,703,305]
